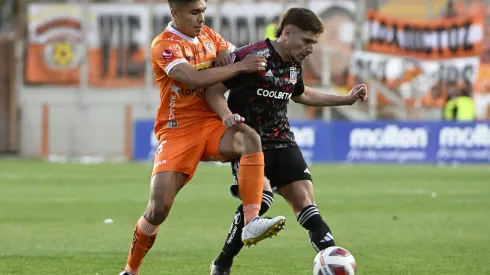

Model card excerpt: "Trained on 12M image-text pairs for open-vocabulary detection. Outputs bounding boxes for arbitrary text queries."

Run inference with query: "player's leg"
[217,124,286,246]
[278,180,335,252]
[122,171,187,275]
[274,146,335,252]
[203,121,285,246]
[218,123,265,224]
[212,172,274,274]
[121,138,202,275]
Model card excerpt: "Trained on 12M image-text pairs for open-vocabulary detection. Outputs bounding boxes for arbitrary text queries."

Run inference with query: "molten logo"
[439,124,490,148]
[349,125,428,149]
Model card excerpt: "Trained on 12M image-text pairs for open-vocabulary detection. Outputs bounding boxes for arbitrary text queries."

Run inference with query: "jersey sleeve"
[222,52,256,89]
[292,70,305,97]
[206,26,236,53]
[151,39,188,75]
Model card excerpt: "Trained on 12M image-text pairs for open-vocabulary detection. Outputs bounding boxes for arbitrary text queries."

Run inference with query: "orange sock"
[238,152,265,224]
[124,216,160,275]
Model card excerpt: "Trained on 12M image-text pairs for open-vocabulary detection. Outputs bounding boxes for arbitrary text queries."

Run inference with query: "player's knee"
[144,199,172,225]
[237,125,262,155]
[145,172,184,225]
[259,191,274,215]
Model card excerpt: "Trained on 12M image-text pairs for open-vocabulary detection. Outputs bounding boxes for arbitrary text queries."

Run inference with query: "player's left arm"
[292,84,368,107]
[205,83,245,128]
[205,83,233,120]
[205,51,255,127]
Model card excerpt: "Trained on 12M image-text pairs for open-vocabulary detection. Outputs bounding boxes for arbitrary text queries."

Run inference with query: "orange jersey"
[151,23,235,140]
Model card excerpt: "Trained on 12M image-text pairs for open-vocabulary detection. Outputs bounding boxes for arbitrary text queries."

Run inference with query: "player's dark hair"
[168,0,207,9]
[275,8,324,38]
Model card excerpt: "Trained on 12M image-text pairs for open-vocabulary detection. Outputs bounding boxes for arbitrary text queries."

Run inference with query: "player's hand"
[223,113,245,128]
[215,50,233,67]
[345,84,368,105]
[237,54,267,73]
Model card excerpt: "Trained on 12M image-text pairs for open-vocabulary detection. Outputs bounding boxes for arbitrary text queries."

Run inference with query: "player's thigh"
[202,120,229,162]
[152,136,204,185]
[267,146,312,189]
[218,123,261,159]
[270,147,314,215]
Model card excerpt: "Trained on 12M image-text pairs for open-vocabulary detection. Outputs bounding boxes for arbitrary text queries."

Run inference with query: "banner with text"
[133,120,490,164]
[25,1,353,87]
[366,10,484,59]
[350,50,480,85]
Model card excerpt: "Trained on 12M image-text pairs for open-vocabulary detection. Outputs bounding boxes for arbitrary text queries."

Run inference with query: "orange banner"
[26,4,148,88]
[366,10,484,59]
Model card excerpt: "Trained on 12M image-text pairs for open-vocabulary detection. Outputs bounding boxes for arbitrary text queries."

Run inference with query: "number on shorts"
[156,140,167,155]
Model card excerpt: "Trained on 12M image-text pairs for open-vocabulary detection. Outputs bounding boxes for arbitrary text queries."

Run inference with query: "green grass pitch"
[1,159,489,274]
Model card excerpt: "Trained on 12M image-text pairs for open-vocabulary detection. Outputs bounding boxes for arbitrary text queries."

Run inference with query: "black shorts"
[230,146,312,198]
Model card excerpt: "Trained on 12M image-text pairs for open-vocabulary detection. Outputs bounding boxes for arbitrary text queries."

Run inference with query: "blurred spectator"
[443,84,460,120]
[335,68,350,95]
[454,85,476,121]
[264,15,279,40]
[443,84,476,121]
[443,0,458,18]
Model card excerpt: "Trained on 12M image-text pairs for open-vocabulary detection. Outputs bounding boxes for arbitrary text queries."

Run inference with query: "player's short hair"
[275,8,324,38]
[168,0,207,9]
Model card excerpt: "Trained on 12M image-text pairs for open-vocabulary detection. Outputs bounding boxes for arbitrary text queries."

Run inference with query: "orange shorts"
[152,119,228,184]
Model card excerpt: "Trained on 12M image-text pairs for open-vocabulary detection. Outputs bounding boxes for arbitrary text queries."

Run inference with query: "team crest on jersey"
[204,41,215,54]
[289,67,297,85]
[161,49,174,60]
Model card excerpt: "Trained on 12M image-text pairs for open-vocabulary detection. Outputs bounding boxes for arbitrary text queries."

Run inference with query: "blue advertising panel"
[329,121,490,164]
[289,120,330,164]
[330,121,432,163]
[133,119,490,164]
[133,120,157,161]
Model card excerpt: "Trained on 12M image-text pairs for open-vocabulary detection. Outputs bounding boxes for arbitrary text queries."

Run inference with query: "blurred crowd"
[1,0,489,120]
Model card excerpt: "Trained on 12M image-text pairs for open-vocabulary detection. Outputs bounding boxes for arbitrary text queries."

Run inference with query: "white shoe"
[241,216,286,247]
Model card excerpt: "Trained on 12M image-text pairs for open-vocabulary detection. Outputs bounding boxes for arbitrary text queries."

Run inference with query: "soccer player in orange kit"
[119,1,286,274]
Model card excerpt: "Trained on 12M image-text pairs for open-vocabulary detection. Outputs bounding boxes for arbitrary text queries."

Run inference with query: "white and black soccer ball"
[313,246,356,275]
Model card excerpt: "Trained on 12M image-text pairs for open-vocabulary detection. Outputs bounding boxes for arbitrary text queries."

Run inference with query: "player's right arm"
[152,40,266,89]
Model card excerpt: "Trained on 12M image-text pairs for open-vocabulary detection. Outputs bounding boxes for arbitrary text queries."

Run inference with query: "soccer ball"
[313,246,356,275]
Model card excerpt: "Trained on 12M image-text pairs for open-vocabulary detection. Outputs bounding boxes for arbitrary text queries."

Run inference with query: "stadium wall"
[20,87,157,158]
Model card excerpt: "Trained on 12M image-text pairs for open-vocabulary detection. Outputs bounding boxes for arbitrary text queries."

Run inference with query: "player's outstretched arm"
[205,83,244,128]
[168,55,266,89]
[292,84,368,107]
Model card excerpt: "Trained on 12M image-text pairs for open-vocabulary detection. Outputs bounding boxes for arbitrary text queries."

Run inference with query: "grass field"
[0,159,489,275]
